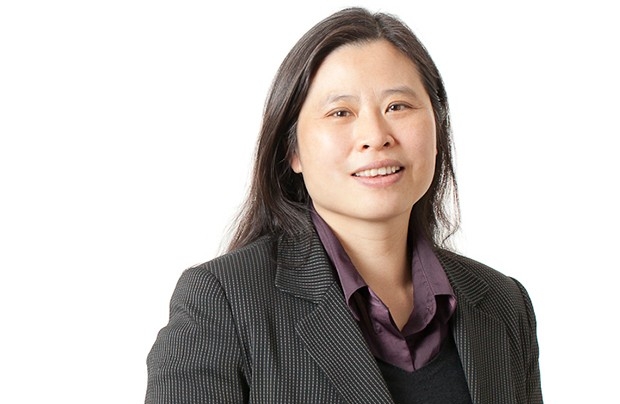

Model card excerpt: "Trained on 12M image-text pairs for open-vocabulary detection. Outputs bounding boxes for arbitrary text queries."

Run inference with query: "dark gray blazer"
[146,229,542,404]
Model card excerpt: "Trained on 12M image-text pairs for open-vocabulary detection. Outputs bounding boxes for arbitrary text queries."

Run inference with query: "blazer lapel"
[276,231,394,404]
[438,251,517,404]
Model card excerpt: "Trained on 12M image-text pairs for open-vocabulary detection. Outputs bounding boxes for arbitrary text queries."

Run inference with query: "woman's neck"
[316,207,412,289]
[314,206,416,329]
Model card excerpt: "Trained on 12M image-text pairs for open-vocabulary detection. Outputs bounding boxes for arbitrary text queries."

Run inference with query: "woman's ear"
[290,151,302,174]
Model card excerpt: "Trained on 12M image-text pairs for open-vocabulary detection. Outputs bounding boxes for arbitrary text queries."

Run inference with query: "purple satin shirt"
[310,209,457,372]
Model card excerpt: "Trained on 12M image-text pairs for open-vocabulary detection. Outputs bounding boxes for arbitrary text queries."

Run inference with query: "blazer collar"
[436,249,489,306]
[274,228,336,302]
[275,229,395,404]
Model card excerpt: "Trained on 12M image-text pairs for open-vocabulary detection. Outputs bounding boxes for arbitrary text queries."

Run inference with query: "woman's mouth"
[353,165,402,178]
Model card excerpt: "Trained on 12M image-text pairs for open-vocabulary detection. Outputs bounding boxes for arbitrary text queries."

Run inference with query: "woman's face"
[291,39,437,228]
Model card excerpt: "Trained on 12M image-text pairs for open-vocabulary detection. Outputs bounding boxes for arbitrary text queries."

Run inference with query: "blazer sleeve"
[145,266,248,403]
[513,277,543,403]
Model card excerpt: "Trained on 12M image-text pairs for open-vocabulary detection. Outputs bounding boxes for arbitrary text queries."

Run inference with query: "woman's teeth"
[354,166,401,177]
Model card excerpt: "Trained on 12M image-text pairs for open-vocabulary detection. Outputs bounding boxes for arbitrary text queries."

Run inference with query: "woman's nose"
[356,112,394,150]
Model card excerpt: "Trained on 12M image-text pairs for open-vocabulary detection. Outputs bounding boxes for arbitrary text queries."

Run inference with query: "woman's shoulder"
[184,234,279,283]
[163,235,281,317]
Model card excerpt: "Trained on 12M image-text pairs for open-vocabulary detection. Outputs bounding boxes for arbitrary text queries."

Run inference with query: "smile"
[353,166,402,178]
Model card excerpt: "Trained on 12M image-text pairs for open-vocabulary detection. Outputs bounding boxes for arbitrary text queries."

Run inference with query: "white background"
[1,1,618,402]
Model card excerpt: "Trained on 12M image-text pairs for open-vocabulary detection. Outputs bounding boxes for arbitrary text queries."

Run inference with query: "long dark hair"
[226,7,459,252]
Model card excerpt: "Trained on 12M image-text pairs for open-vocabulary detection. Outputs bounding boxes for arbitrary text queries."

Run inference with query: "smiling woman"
[291,40,437,237]
[145,7,543,404]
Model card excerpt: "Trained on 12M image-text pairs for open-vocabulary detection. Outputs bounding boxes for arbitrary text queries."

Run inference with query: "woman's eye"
[331,110,351,118]
[387,104,408,112]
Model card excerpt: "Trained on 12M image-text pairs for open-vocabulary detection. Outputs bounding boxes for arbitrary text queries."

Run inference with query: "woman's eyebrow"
[320,85,422,106]
[321,93,358,106]
[381,85,421,99]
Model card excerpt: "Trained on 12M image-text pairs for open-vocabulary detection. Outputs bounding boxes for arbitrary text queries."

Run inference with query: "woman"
[145,7,542,404]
